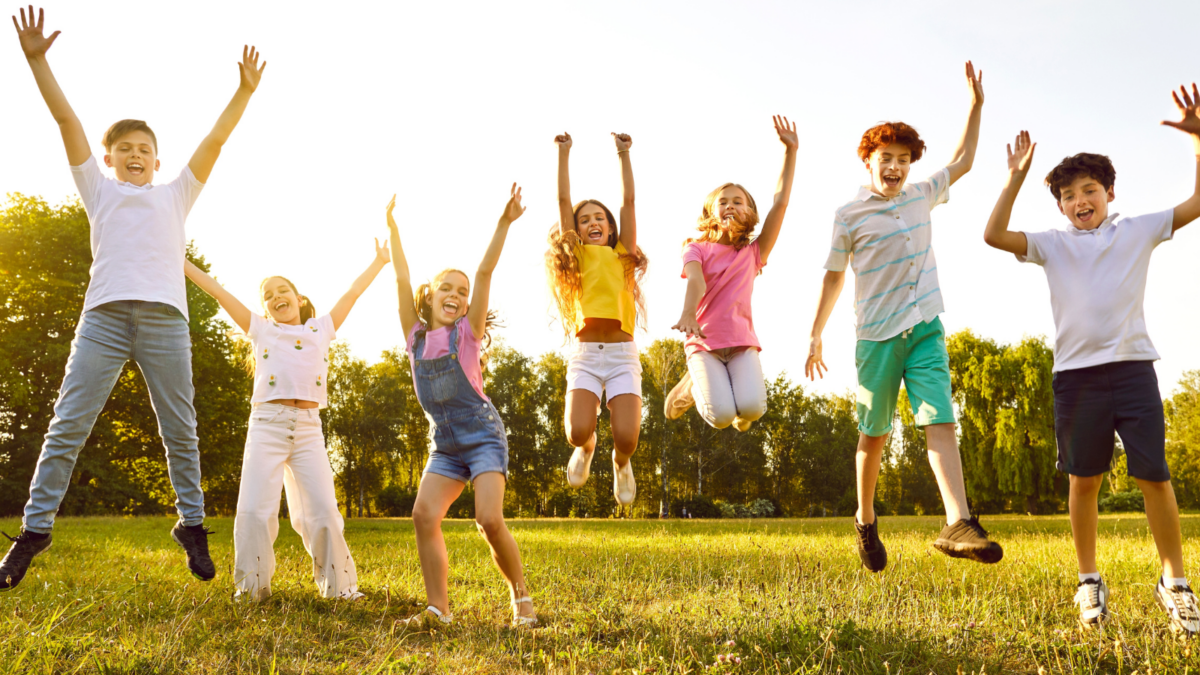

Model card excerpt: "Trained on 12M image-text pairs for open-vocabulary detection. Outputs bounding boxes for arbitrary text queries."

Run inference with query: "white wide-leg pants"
[233,403,358,598]
[687,347,768,429]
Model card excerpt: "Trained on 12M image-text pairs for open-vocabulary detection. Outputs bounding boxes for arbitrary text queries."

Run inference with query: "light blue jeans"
[23,301,205,533]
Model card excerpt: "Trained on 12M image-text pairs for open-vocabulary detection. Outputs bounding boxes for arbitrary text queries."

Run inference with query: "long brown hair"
[413,268,500,369]
[545,200,648,339]
[687,183,760,251]
[241,276,317,374]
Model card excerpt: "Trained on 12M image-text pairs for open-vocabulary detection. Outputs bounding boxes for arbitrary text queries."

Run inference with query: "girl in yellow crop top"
[545,131,648,507]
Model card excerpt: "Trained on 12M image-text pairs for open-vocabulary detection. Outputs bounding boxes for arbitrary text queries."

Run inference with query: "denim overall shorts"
[412,318,509,482]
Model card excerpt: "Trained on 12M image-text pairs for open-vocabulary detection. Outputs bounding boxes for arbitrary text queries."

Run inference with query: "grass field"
[2,515,1199,674]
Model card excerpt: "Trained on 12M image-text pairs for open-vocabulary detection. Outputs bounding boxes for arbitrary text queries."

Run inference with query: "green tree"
[1165,370,1200,509]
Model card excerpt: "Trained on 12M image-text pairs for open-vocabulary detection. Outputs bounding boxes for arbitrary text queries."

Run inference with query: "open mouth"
[126,162,145,176]
[883,175,901,188]
[442,300,460,315]
[273,300,289,312]
[1076,208,1095,223]
[586,226,604,243]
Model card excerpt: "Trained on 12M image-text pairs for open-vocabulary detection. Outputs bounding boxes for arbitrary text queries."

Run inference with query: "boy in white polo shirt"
[982,83,1200,634]
[805,62,1003,573]
[0,7,266,589]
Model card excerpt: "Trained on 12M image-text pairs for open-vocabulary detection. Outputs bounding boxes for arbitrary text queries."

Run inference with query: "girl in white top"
[183,241,390,600]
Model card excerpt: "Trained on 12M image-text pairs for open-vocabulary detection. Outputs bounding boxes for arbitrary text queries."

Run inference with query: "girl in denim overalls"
[386,185,537,628]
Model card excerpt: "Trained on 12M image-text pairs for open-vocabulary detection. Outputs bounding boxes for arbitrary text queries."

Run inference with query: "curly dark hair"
[857,122,925,163]
[1044,153,1116,201]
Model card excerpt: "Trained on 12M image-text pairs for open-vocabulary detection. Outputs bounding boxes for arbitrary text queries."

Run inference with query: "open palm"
[1007,130,1036,175]
[238,45,267,93]
[503,183,526,222]
[12,6,59,58]
[1163,83,1200,137]
[774,115,798,150]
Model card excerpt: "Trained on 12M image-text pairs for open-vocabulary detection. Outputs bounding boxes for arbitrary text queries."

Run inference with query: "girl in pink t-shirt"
[666,116,798,430]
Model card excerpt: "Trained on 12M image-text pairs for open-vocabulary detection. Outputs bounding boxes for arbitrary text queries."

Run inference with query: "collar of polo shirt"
[1068,212,1119,235]
[856,186,908,202]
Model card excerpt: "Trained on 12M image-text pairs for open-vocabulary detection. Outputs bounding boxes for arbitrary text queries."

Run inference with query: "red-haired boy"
[981,84,1200,634]
[805,62,1003,572]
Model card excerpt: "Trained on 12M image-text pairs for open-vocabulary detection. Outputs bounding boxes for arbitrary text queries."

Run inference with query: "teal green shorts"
[855,316,955,437]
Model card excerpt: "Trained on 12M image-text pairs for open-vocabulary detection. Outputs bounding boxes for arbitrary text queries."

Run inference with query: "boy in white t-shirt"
[0,7,266,589]
[982,84,1200,635]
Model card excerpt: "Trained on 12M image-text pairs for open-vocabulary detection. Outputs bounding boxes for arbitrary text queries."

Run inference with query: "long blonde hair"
[241,275,316,374]
[413,268,499,369]
[545,200,648,338]
[686,183,760,251]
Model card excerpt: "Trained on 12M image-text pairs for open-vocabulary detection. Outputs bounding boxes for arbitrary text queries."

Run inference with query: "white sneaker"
[1155,578,1200,636]
[338,589,365,601]
[567,433,596,488]
[613,453,636,505]
[663,372,694,420]
[1073,578,1108,627]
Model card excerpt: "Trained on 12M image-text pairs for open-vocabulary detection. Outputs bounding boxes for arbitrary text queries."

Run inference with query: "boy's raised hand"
[502,183,525,223]
[554,132,572,151]
[612,132,632,152]
[373,237,391,265]
[12,6,58,58]
[386,194,399,230]
[238,45,266,93]
[773,115,798,150]
[1006,130,1036,175]
[1162,83,1200,138]
[965,60,984,107]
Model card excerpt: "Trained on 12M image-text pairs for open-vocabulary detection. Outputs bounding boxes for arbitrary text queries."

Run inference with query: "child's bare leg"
[856,432,888,524]
[411,473,466,614]
[1069,474,1105,574]
[473,473,534,618]
[564,390,600,448]
[1136,477,1186,579]
[924,423,969,523]
[608,394,642,466]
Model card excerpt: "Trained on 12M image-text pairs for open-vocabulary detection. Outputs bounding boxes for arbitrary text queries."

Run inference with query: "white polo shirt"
[824,167,950,341]
[1019,210,1173,372]
[71,155,204,319]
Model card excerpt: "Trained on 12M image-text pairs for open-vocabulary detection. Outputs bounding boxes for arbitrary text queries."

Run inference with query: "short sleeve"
[615,241,628,255]
[69,155,106,214]
[823,220,852,272]
[681,243,704,278]
[1130,209,1175,247]
[751,239,765,270]
[915,167,951,210]
[405,321,424,352]
[1017,230,1052,266]
[247,312,268,341]
[167,164,205,216]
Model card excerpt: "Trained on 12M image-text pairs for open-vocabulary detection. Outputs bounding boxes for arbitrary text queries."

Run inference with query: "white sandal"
[402,605,453,627]
[511,596,538,628]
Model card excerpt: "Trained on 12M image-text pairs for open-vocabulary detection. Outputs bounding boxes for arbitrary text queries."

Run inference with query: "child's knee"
[1069,474,1106,493]
[738,397,767,422]
[411,503,442,532]
[699,400,737,429]
[474,514,506,540]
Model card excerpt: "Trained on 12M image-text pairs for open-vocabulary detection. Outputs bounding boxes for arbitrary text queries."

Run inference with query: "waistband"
[427,401,496,425]
[252,402,320,418]
[570,341,639,355]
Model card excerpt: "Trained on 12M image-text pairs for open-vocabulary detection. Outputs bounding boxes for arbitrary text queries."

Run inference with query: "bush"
[749,498,776,518]
[672,494,722,518]
[375,485,417,517]
[1098,490,1145,513]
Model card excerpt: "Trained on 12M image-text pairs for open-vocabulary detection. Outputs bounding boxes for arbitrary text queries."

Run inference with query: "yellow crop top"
[575,241,636,335]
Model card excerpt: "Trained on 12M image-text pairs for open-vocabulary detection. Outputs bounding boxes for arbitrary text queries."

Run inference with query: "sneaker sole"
[0,541,52,590]
[932,540,1004,564]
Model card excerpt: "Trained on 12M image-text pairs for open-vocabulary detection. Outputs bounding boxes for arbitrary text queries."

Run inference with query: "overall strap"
[412,322,429,361]
[448,318,462,358]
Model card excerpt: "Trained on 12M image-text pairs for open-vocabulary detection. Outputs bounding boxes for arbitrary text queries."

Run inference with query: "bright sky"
[6,0,1200,399]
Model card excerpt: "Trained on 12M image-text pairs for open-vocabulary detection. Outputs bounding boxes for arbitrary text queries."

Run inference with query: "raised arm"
[328,239,391,331]
[804,269,847,381]
[756,115,798,264]
[1162,83,1200,232]
[187,45,266,183]
[555,133,574,237]
[469,184,525,339]
[386,195,420,338]
[184,259,253,333]
[982,131,1035,257]
[613,133,637,252]
[671,261,707,339]
[14,7,88,165]
[946,61,985,186]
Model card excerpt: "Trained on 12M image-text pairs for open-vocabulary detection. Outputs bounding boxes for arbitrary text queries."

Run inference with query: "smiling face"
[104,130,160,186]
[1056,175,1115,230]
[866,143,912,198]
[713,186,751,234]
[261,277,305,325]
[575,203,613,245]
[428,271,470,330]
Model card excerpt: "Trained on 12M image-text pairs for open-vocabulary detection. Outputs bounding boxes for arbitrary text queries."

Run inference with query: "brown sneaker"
[663,371,694,420]
[932,517,1003,564]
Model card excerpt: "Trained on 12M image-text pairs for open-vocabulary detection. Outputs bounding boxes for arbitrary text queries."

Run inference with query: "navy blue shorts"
[1052,360,1169,481]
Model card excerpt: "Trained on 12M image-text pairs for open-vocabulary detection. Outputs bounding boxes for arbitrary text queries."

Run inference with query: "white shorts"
[566,341,642,404]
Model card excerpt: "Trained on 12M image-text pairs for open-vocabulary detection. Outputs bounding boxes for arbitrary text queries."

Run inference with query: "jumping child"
[181,241,390,601]
[388,186,537,627]
[664,116,798,431]
[981,82,1200,634]
[546,132,648,505]
[1,6,265,588]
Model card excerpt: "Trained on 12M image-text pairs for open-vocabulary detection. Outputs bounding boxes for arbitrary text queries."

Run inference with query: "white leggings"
[234,404,358,598]
[688,347,768,429]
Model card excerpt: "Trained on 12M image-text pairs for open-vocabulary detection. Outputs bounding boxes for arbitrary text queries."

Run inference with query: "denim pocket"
[421,369,458,403]
[250,408,281,424]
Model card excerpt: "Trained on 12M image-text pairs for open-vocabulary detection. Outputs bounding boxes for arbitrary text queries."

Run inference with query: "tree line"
[4,195,1200,519]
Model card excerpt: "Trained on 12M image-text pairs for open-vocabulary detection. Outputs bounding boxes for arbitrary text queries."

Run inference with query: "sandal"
[402,605,453,628]
[511,596,538,628]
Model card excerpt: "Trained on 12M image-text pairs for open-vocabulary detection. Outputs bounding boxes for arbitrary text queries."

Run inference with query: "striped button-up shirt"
[824,167,950,341]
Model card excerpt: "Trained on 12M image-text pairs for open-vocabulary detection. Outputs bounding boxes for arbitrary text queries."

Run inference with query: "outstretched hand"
[238,45,266,93]
[12,5,58,58]
[554,132,572,151]
[773,115,798,150]
[612,132,632,152]
[385,194,399,230]
[804,337,827,381]
[502,183,526,223]
[1006,130,1036,176]
[671,314,706,339]
[965,60,984,107]
[373,237,391,264]
[1162,83,1200,138]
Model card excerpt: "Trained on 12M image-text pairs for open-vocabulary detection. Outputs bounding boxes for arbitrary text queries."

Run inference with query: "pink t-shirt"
[681,240,765,356]
[406,318,488,401]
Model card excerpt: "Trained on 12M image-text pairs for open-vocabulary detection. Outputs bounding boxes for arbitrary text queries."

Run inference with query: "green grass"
[2,515,1199,674]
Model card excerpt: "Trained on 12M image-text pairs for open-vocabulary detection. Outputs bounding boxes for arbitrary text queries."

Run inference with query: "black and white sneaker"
[1074,577,1109,628]
[854,518,887,572]
[1155,578,1200,636]
[933,517,1003,564]
[171,523,216,581]
[0,530,53,590]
